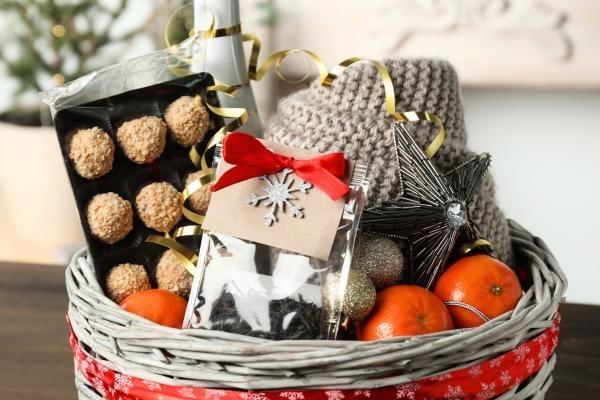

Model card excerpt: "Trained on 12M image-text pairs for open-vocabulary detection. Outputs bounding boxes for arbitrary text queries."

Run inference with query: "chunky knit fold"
[265,58,513,264]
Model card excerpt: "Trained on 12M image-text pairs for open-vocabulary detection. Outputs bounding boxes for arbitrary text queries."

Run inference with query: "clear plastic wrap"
[41,40,206,116]
[184,147,370,340]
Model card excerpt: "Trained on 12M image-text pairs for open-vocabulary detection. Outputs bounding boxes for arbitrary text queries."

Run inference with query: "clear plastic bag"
[184,149,370,340]
[41,40,207,116]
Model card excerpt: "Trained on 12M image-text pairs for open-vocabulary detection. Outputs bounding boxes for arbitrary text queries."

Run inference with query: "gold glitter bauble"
[353,235,404,289]
[322,269,376,320]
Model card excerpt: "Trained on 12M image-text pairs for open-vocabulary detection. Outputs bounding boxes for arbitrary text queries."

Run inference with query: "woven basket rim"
[66,219,567,394]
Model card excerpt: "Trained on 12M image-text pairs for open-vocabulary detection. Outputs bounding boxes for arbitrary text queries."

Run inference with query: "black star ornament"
[362,123,491,288]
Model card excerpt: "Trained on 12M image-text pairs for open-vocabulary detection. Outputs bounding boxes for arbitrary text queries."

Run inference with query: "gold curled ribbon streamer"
[243,33,329,83]
[242,36,445,157]
[320,57,446,158]
[189,85,249,173]
[397,111,445,158]
[164,6,215,67]
[275,50,315,84]
[164,6,222,49]
[164,7,242,70]
[145,82,247,267]
[209,22,242,38]
[459,239,493,256]
[172,225,204,238]
[182,86,249,226]
[158,14,248,267]
[146,234,198,276]
[181,169,214,225]
[166,12,448,165]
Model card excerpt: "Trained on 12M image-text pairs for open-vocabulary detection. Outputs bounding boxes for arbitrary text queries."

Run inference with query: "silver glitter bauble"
[352,235,404,289]
[322,269,376,320]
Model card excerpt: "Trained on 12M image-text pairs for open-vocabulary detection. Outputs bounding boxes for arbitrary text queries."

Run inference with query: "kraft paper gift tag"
[202,140,354,261]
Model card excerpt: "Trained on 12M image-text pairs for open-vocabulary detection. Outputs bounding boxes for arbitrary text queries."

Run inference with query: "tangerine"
[434,254,522,328]
[120,289,187,328]
[357,285,454,340]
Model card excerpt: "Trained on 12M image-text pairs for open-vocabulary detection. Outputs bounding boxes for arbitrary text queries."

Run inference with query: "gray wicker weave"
[67,220,567,399]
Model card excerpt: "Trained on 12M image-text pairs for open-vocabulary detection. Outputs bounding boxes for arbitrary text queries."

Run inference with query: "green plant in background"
[0,0,161,126]
[255,0,277,27]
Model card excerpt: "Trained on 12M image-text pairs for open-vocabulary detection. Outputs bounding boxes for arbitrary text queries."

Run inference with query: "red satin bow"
[211,132,349,200]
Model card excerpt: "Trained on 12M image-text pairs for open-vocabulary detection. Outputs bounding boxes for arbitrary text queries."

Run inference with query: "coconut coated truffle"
[105,263,151,303]
[164,96,210,147]
[155,250,193,297]
[67,127,114,179]
[185,170,212,214]
[117,116,167,164]
[87,192,133,244]
[136,182,182,232]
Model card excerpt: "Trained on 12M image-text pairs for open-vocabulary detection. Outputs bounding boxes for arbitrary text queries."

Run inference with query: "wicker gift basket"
[49,21,566,398]
[67,220,566,400]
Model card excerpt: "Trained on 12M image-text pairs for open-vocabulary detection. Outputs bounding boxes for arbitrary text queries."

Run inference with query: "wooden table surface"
[0,261,599,399]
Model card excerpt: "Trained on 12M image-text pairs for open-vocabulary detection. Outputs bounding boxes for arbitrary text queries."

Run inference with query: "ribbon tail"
[211,166,270,192]
[298,169,349,201]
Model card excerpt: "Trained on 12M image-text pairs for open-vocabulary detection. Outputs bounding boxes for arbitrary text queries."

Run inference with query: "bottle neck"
[194,0,240,29]
[191,0,263,135]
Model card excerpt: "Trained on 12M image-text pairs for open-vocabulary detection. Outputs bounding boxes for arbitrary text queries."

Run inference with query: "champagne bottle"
[193,0,263,136]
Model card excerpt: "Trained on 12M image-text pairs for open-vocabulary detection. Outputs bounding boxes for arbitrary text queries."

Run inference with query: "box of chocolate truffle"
[49,72,224,291]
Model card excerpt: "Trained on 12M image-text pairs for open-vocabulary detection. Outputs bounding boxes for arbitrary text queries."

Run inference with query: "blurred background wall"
[0,0,598,304]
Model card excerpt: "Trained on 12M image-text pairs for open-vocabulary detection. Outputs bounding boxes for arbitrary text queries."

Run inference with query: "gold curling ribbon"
[400,112,445,158]
[459,239,493,256]
[243,33,329,83]
[190,85,249,174]
[275,50,316,84]
[320,57,446,158]
[166,12,447,165]
[172,225,204,238]
[145,83,247,267]
[179,87,248,227]
[181,169,213,225]
[151,17,249,270]
[146,234,198,276]
[164,6,215,66]
[165,7,243,53]
[164,8,243,73]
[242,35,445,157]
[210,23,242,38]
[159,12,249,266]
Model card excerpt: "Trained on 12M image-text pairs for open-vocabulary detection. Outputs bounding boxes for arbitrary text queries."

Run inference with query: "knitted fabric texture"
[265,58,513,264]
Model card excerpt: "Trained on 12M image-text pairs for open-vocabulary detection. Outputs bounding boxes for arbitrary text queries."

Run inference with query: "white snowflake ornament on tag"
[247,168,312,226]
